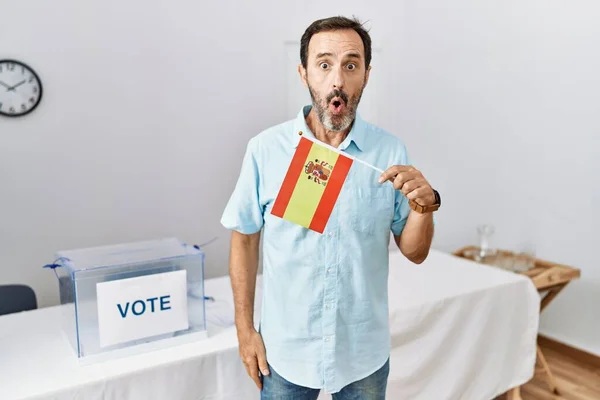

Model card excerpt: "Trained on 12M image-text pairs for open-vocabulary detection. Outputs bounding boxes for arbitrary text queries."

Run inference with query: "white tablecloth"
[0,249,539,400]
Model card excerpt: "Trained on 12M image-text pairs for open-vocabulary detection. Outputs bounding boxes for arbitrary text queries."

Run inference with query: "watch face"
[0,60,43,117]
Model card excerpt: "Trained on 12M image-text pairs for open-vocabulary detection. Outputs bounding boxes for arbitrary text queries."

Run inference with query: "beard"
[307,82,364,132]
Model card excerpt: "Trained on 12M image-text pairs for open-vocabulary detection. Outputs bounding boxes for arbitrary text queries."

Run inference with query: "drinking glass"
[476,223,497,261]
[512,243,536,272]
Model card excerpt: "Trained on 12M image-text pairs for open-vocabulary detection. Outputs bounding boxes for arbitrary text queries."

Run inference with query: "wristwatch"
[409,189,441,214]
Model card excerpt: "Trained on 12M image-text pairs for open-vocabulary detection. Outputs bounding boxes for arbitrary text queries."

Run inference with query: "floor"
[503,343,600,400]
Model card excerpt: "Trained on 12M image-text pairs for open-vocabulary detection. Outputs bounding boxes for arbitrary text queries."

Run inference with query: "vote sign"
[96,269,189,348]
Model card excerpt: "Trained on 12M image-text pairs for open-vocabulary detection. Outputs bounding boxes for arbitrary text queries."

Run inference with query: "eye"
[347,63,357,71]
[319,62,329,70]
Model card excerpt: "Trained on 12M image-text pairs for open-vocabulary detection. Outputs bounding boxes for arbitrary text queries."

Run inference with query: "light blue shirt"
[221,105,412,393]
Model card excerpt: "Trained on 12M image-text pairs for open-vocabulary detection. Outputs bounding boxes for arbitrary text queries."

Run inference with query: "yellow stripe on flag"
[283,143,340,228]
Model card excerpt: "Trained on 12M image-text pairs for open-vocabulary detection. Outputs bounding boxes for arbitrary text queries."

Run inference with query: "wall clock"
[0,59,43,117]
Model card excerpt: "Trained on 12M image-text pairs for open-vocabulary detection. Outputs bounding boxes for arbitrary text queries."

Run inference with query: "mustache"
[326,89,349,105]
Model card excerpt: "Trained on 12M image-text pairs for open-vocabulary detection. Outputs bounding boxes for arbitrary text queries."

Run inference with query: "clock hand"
[7,80,26,91]
[0,81,10,89]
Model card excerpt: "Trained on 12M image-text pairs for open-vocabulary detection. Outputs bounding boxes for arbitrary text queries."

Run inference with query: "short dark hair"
[300,16,372,69]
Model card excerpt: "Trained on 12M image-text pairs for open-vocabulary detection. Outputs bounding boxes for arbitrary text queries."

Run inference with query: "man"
[221,16,440,399]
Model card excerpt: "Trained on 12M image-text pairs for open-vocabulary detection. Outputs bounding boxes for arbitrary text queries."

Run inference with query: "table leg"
[540,285,566,311]
[506,386,522,400]
[535,284,566,395]
[537,344,560,395]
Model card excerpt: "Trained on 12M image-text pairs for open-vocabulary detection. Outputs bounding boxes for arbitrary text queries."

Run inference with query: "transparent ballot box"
[47,237,207,364]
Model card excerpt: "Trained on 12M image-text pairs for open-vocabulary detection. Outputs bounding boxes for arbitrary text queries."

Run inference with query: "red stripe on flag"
[308,154,353,233]
[271,137,313,218]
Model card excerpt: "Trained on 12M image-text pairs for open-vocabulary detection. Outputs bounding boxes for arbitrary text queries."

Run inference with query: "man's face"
[299,29,370,132]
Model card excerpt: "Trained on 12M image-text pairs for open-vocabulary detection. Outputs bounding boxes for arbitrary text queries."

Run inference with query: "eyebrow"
[345,52,362,60]
[316,52,334,59]
[315,52,363,60]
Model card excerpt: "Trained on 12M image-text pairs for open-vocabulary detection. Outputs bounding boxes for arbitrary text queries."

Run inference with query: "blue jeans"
[261,358,390,400]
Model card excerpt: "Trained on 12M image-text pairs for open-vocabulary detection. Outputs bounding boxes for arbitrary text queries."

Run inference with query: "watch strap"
[409,189,441,213]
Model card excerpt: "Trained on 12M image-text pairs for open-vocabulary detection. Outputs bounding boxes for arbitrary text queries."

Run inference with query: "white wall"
[1,1,598,355]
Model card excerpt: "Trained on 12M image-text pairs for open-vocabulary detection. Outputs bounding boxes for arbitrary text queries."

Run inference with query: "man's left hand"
[379,165,435,206]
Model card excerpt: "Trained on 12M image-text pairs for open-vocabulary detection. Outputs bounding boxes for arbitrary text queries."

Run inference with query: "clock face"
[0,59,43,117]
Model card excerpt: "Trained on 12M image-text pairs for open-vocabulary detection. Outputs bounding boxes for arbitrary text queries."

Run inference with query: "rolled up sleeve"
[220,138,264,234]
[391,190,411,237]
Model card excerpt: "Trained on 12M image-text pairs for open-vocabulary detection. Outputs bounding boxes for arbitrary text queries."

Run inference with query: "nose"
[332,66,344,90]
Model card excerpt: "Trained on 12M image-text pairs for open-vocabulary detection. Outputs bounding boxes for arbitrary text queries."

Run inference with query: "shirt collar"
[292,105,366,152]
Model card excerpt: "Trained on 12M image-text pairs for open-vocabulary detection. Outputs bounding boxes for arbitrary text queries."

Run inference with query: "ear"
[298,64,308,88]
[364,65,372,88]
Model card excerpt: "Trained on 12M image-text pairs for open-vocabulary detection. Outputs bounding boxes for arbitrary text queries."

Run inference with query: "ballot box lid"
[55,237,203,274]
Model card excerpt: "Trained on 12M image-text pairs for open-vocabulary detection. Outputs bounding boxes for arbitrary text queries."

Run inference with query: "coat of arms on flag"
[305,159,332,186]
[271,132,354,233]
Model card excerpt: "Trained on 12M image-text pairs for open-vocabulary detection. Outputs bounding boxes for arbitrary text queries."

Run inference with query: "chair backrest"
[0,285,37,316]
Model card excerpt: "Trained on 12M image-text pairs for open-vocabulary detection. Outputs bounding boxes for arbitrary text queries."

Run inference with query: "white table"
[0,249,540,400]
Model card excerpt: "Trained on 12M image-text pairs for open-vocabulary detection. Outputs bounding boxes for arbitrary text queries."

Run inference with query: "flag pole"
[298,132,385,174]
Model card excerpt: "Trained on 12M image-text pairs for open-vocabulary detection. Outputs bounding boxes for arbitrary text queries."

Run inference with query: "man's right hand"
[237,327,270,389]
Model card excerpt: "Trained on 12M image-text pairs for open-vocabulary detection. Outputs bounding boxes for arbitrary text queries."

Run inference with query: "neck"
[305,108,353,148]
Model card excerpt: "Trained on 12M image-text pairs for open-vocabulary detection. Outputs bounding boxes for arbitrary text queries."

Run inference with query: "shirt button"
[328,232,334,238]
[327,268,332,273]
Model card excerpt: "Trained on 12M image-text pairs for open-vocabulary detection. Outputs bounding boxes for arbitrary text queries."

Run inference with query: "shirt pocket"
[342,186,395,236]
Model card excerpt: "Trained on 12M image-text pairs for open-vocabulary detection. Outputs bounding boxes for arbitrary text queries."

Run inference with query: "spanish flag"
[271,133,353,233]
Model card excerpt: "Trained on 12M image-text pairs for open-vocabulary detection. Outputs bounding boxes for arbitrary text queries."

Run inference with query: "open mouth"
[329,97,345,114]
